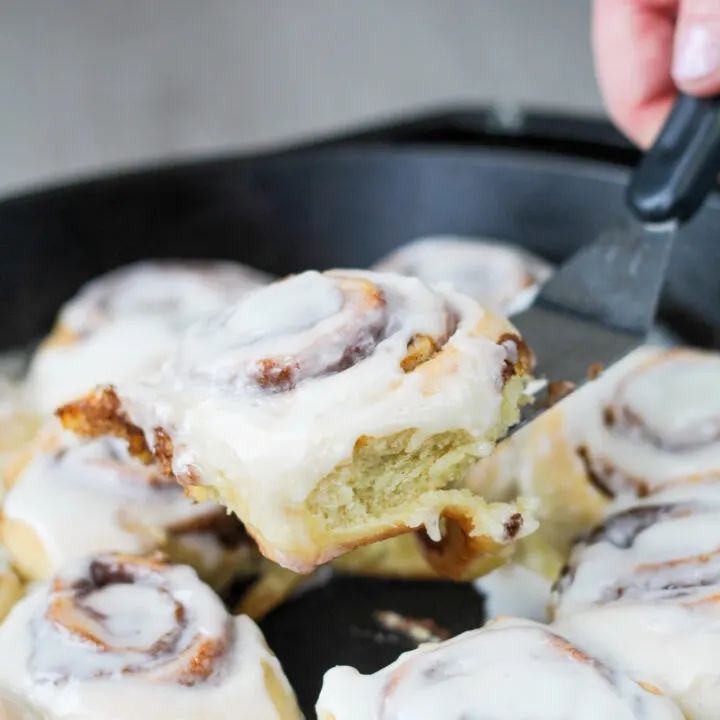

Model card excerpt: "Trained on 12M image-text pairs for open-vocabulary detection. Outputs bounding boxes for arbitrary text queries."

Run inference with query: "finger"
[672,0,720,95]
[593,0,677,147]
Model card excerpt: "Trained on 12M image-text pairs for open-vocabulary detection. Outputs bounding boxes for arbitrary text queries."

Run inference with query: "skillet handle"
[627,93,720,224]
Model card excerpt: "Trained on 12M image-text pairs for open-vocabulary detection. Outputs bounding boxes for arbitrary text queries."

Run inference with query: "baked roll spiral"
[316,616,683,719]
[552,481,720,619]
[58,269,537,575]
[552,481,720,718]
[1,434,257,590]
[464,347,720,583]
[0,553,301,719]
[372,236,553,316]
[28,260,272,415]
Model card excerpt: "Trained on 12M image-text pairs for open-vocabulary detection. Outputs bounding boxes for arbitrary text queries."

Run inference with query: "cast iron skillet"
[1,109,719,715]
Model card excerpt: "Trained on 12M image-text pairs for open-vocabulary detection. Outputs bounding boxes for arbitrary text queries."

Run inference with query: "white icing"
[316,617,683,719]
[113,270,529,565]
[3,436,225,572]
[534,348,720,495]
[372,236,553,316]
[0,557,299,719]
[553,498,720,618]
[555,601,720,720]
[473,563,552,622]
[28,260,272,415]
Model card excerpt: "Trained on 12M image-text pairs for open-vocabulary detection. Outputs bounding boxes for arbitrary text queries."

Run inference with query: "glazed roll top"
[578,348,720,497]
[58,270,537,574]
[0,554,301,719]
[553,481,720,619]
[549,478,720,718]
[28,259,273,414]
[371,236,553,316]
[316,617,683,719]
[462,347,720,585]
[2,433,253,586]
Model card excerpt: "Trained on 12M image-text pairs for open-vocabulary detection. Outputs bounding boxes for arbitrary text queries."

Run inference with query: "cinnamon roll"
[57,269,538,575]
[464,347,720,582]
[371,236,553,316]
[316,616,683,719]
[552,481,720,619]
[551,482,720,717]
[0,554,301,719]
[1,434,258,590]
[28,260,272,415]
[555,600,720,720]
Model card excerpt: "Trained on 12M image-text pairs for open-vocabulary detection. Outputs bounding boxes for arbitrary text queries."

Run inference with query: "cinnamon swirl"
[316,616,683,719]
[372,236,553,316]
[464,347,720,583]
[57,269,537,575]
[28,260,272,415]
[0,553,301,719]
[1,434,257,589]
[552,481,720,619]
[550,482,720,717]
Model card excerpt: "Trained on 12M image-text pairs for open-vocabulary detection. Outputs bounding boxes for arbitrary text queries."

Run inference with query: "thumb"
[672,0,720,96]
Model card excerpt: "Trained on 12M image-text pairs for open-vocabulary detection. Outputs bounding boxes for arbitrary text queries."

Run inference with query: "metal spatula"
[510,93,720,433]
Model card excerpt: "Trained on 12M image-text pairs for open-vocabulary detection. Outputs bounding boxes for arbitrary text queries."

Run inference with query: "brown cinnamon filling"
[400,311,459,373]
[606,551,720,603]
[56,388,154,465]
[555,503,718,603]
[35,554,229,686]
[577,446,650,498]
[498,332,534,383]
[606,402,720,453]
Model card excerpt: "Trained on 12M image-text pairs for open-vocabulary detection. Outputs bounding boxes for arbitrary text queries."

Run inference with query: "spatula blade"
[509,218,675,434]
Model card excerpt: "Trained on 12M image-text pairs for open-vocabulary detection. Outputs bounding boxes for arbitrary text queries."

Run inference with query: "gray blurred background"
[0,0,602,196]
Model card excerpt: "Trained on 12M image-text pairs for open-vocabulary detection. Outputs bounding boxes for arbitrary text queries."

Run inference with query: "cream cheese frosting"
[316,616,683,719]
[0,554,300,720]
[28,260,273,415]
[2,434,246,582]
[372,235,553,316]
[60,269,536,572]
[122,269,525,502]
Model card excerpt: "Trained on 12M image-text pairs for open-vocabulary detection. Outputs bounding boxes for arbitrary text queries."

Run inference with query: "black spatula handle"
[627,93,720,224]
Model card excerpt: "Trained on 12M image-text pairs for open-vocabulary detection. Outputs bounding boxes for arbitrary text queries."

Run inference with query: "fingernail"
[673,26,720,82]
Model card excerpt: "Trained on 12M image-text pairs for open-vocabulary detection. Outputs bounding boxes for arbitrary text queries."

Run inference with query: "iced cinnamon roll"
[58,269,537,574]
[552,481,720,619]
[1,434,257,589]
[316,616,683,719]
[28,260,272,415]
[555,600,720,720]
[550,482,720,717]
[372,236,553,316]
[464,347,720,582]
[0,554,301,719]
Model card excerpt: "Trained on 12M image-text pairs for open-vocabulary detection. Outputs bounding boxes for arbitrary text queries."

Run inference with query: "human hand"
[593,0,720,147]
